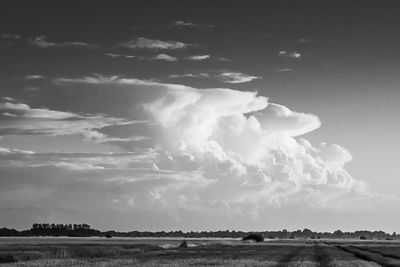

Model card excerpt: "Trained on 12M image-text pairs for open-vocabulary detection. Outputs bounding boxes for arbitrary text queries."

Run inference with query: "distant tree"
[242,233,264,242]
[105,232,113,238]
[333,230,343,238]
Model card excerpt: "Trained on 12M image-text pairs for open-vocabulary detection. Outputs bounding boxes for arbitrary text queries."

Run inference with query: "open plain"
[1,237,400,266]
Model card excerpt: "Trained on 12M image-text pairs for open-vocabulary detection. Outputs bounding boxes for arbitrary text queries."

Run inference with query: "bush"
[242,233,264,242]
[360,235,368,240]
[105,232,113,238]
[179,240,188,248]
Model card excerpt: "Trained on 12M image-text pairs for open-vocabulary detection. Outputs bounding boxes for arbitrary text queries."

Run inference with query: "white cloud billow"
[253,103,321,137]
[136,79,370,212]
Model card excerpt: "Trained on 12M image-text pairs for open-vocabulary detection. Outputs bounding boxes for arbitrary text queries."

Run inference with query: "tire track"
[315,242,380,267]
[276,245,305,267]
[353,246,400,260]
[335,244,400,267]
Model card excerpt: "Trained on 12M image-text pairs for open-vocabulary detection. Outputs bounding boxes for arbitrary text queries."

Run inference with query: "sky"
[0,0,400,232]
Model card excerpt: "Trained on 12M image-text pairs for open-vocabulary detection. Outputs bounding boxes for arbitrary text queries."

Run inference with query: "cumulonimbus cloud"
[53,75,373,211]
[0,75,387,229]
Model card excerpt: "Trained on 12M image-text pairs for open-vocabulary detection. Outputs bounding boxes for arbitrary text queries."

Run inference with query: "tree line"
[0,224,398,240]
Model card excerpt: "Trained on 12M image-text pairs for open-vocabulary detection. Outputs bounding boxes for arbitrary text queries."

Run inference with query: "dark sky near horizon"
[0,0,399,232]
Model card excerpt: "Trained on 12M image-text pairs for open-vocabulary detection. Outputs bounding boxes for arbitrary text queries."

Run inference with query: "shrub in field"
[359,235,368,240]
[179,240,188,248]
[242,233,264,242]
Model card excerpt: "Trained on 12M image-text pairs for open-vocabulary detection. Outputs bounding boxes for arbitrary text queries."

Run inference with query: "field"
[1,237,400,266]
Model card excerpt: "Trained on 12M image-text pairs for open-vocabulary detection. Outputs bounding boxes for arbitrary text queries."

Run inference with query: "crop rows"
[2,239,400,266]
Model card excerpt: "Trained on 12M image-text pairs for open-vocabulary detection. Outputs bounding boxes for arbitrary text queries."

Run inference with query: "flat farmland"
[1,237,400,266]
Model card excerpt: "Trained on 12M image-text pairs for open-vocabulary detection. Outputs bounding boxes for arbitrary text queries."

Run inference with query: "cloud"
[168,20,212,29]
[1,75,387,229]
[28,36,97,48]
[55,75,369,190]
[278,50,302,59]
[150,54,178,62]
[172,20,197,27]
[105,53,177,61]
[298,38,311,43]
[219,57,232,62]
[0,98,139,143]
[25,75,45,80]
[121,37,188,50]
[105,53,136,59]
[169,73,210,79]
[252,103,321,137]
[1,34,20,40]
[276,68,293,72]
[217,72,262,83]
[185,55,210,61]
[0,148,155,171]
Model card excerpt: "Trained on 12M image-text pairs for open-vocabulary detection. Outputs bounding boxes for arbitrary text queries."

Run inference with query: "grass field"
[1,237,400,266]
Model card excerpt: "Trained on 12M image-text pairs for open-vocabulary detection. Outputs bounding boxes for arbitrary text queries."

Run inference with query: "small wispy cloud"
[276,68,293,72]
[185,55,210,61]
[28,36,97,48]
[150,54,178,62]
[25,75,45,80]
[219,57,232,62]
[1,34,21,40]
[169,73,210,79]
[297,38,311,43]
[121,37,188,50]
[0,98,138,143]
[218,72,262,84]
[168,20,212,29]
[278,50,302,59]
[105,53,136,59]
[172,20,197,27]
